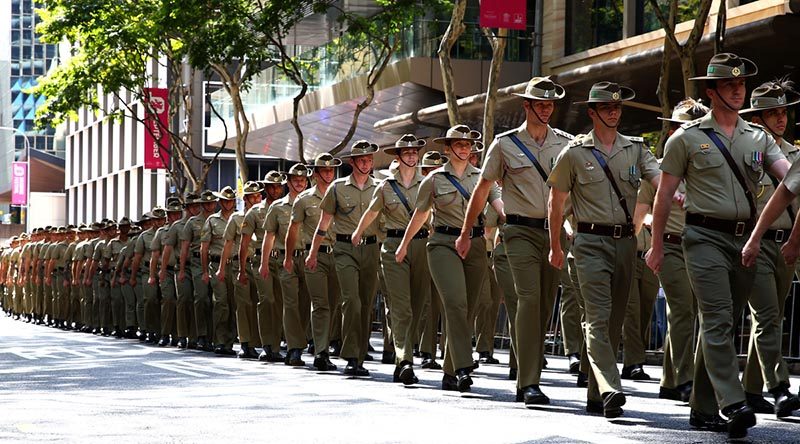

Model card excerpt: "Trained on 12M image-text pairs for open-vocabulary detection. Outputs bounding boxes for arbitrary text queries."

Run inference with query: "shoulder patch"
[680,118,702,130]
[747,121,766,132]
[627,136,644,143]
[567,134,587,148]
[552,128,575,140]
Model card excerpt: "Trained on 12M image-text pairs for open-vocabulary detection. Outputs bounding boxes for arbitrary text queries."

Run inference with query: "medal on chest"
[751,151,764,172]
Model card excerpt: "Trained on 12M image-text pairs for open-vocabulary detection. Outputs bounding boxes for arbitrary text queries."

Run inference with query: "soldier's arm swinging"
[160,244,173,282]
[148,248,160,285]
[352,209,379,246]
[306,211,333,272]
[200,241,210,284]
[238,234,251,281]
[633,202,652,236]
[216,240,233,282]
[178,240,190,282]
[283,222,301,273]
[547,188,569,269]
[395,208,431,263]
[129,252,142,286]
[456,178,494,259]
[742,183,798,267]
[645,172,682,274]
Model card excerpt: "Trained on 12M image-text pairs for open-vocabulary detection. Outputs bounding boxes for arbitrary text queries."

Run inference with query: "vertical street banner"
[479,0,526,30]
[11,162,27,206]
[143,87,170,170]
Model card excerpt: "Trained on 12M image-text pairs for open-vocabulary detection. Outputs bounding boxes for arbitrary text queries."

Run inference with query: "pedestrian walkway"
[0,314,798,443]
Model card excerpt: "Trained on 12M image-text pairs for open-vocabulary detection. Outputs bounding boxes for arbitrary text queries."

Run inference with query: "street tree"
[438,0,467,126]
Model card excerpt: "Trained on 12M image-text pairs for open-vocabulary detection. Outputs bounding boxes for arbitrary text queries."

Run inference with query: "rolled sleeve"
[481,139,504,182]
[547,147,574,192]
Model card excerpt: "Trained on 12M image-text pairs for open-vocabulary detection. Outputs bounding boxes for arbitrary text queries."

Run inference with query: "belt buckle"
[543,218,549,230]
[358,236,367,246]
[735,221,746,237]
[612,224,623,239]
[776,229,785,243]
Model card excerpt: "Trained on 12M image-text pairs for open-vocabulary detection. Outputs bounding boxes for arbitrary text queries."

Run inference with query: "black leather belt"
[685,212,754,237]
[386,229,429,239]
[636,251,647,259]
[254,248,262,257]
[663,233,682,245]
[434,226,485,238]
[765,228,789,244]
[269,249,304,258]
[307,244,333,254]
[505,214,548,230]
[165,265,176,272]
[336,234,377,245]
[576,222,634,239]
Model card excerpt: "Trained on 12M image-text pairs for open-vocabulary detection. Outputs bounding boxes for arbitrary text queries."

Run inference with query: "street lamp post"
[0,126,31,233]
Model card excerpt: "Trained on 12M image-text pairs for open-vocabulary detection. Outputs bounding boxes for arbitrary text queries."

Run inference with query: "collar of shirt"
[344,173,376,190]
[514,123,560,149]
[582,129,633,159]
[443,160,479,179]
[698,112,752,138]
[389,167,423,188]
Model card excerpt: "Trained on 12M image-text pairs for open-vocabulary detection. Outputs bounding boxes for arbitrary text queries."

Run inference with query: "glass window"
[46,45,57,58]
[12,0,21,14]
[11,30,20,45]
[33,45,43,58]
[11,47,20,59]
[11,62,20,76]
[565,0,624,55]
[22,46,31,59]
[22,0,32,14]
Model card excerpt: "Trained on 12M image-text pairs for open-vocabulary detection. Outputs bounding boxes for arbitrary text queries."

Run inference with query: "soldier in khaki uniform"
[218,181,262,359]
[262,167,314,366]
[398,125,502,392]
[459,78,573,404]
[738,80,800,418]
[131,209,167,343]
[288,154,342,369]
[160,195,198,349]
[353,135,431,384]
[115,222,141,338]
[308,141,382,377]
[204,186,237,355]
[107,218,132,338]
[89,222,117,336]
[179,190,218,351]
[638,99,708,402]
[548,82,660,418]
[650,54,790,439]
[150,198,184,346]
[475,204,503,367]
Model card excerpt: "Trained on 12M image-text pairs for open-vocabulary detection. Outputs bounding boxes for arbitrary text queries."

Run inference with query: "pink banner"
[11,161,27,206]
[479,0,527,30]
[143,87,170,170]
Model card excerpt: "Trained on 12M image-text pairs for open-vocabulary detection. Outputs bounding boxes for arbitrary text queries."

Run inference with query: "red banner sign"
[143,87,170,170]
[479,0,527,30]
[11,162,27,206]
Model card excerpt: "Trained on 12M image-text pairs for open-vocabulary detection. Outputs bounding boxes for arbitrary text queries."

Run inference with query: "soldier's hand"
[283,256,293,273]
[548,248,564,270]
[177,270,186,282]
[147,276,156,286]
[45,277,51,286]
[645,247,663,274]
[305,253,318,272]
[395,245,407,264]
[454,233,471,259]
[260,263,270,279]
[158,270,167,283]
[237,271,248,285]
[672,191,686,207]
[351,231,361,246]
[781,239,800,266]
[201,272,209,285]
[83,278,90,287]
[215,269,225,283]
[118,277,127,286]
[741,237,761,268]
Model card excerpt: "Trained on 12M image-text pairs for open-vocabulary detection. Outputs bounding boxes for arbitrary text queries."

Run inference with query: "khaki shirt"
[150,227,173,266]
[661,113,784,221]
[92,239,107,262]
[180,214,210,251]
[134,228,157,265]
[162,218,188,265]
[241,201,270,255]
[320,175,380,237]
[200,212,230,257]
[264,195,302,251]
[759,139,800,230]
[368,168,426,231]
[548,130,660,225]
[638,178,685,236]
[483,124,573,218]
[292,186,334,247]
[417,161,501,229]
[222,212,245,258]
[104,238,126,269]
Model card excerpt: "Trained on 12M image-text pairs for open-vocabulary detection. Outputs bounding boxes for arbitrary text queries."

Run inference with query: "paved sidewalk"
[0,315,798,443]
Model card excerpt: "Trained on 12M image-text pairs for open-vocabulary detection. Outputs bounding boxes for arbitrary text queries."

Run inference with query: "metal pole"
[532,0,544,76]
[0,126,31,232]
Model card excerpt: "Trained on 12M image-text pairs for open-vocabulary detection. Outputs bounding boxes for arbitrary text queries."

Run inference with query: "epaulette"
[680,118,702,130]
[747,121,765,131]
[628,136,644,143]
[552,128,575,140]
[496,128,518,139]
[567,134,587,148]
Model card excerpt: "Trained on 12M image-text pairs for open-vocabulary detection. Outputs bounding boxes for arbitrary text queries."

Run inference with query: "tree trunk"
[715,0,727,54]
[679,56,698,100]
[481,27,507,157]
[655,1,677,158]
[438,0,467,126]
[213,63,250,185]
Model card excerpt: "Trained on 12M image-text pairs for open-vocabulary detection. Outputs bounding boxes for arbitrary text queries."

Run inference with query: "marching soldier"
[459,77,573,405]
[150,198,185,346]
[549,81,660,418]
[352,134,431,384]
[203,186,237,356]
[107,218,132,338]
[131,209,167,343]
[223,181,263,359]
[308,141,382,376]
[398,125,502,392]
[179,190,218,351]
[262,167,314,366]
[739,79,800,417]
[650,54,790,438]
[287,154,342,370]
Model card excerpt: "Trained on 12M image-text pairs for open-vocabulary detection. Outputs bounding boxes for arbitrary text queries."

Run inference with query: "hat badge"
[324,160,331,166]
[612,92,620,100]
[731,67,741,77]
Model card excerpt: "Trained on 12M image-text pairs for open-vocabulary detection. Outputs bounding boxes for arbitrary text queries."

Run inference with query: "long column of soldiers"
[2,52,800,439]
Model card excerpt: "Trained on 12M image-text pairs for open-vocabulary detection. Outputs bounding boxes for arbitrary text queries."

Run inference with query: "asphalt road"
[1,315,799,443]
